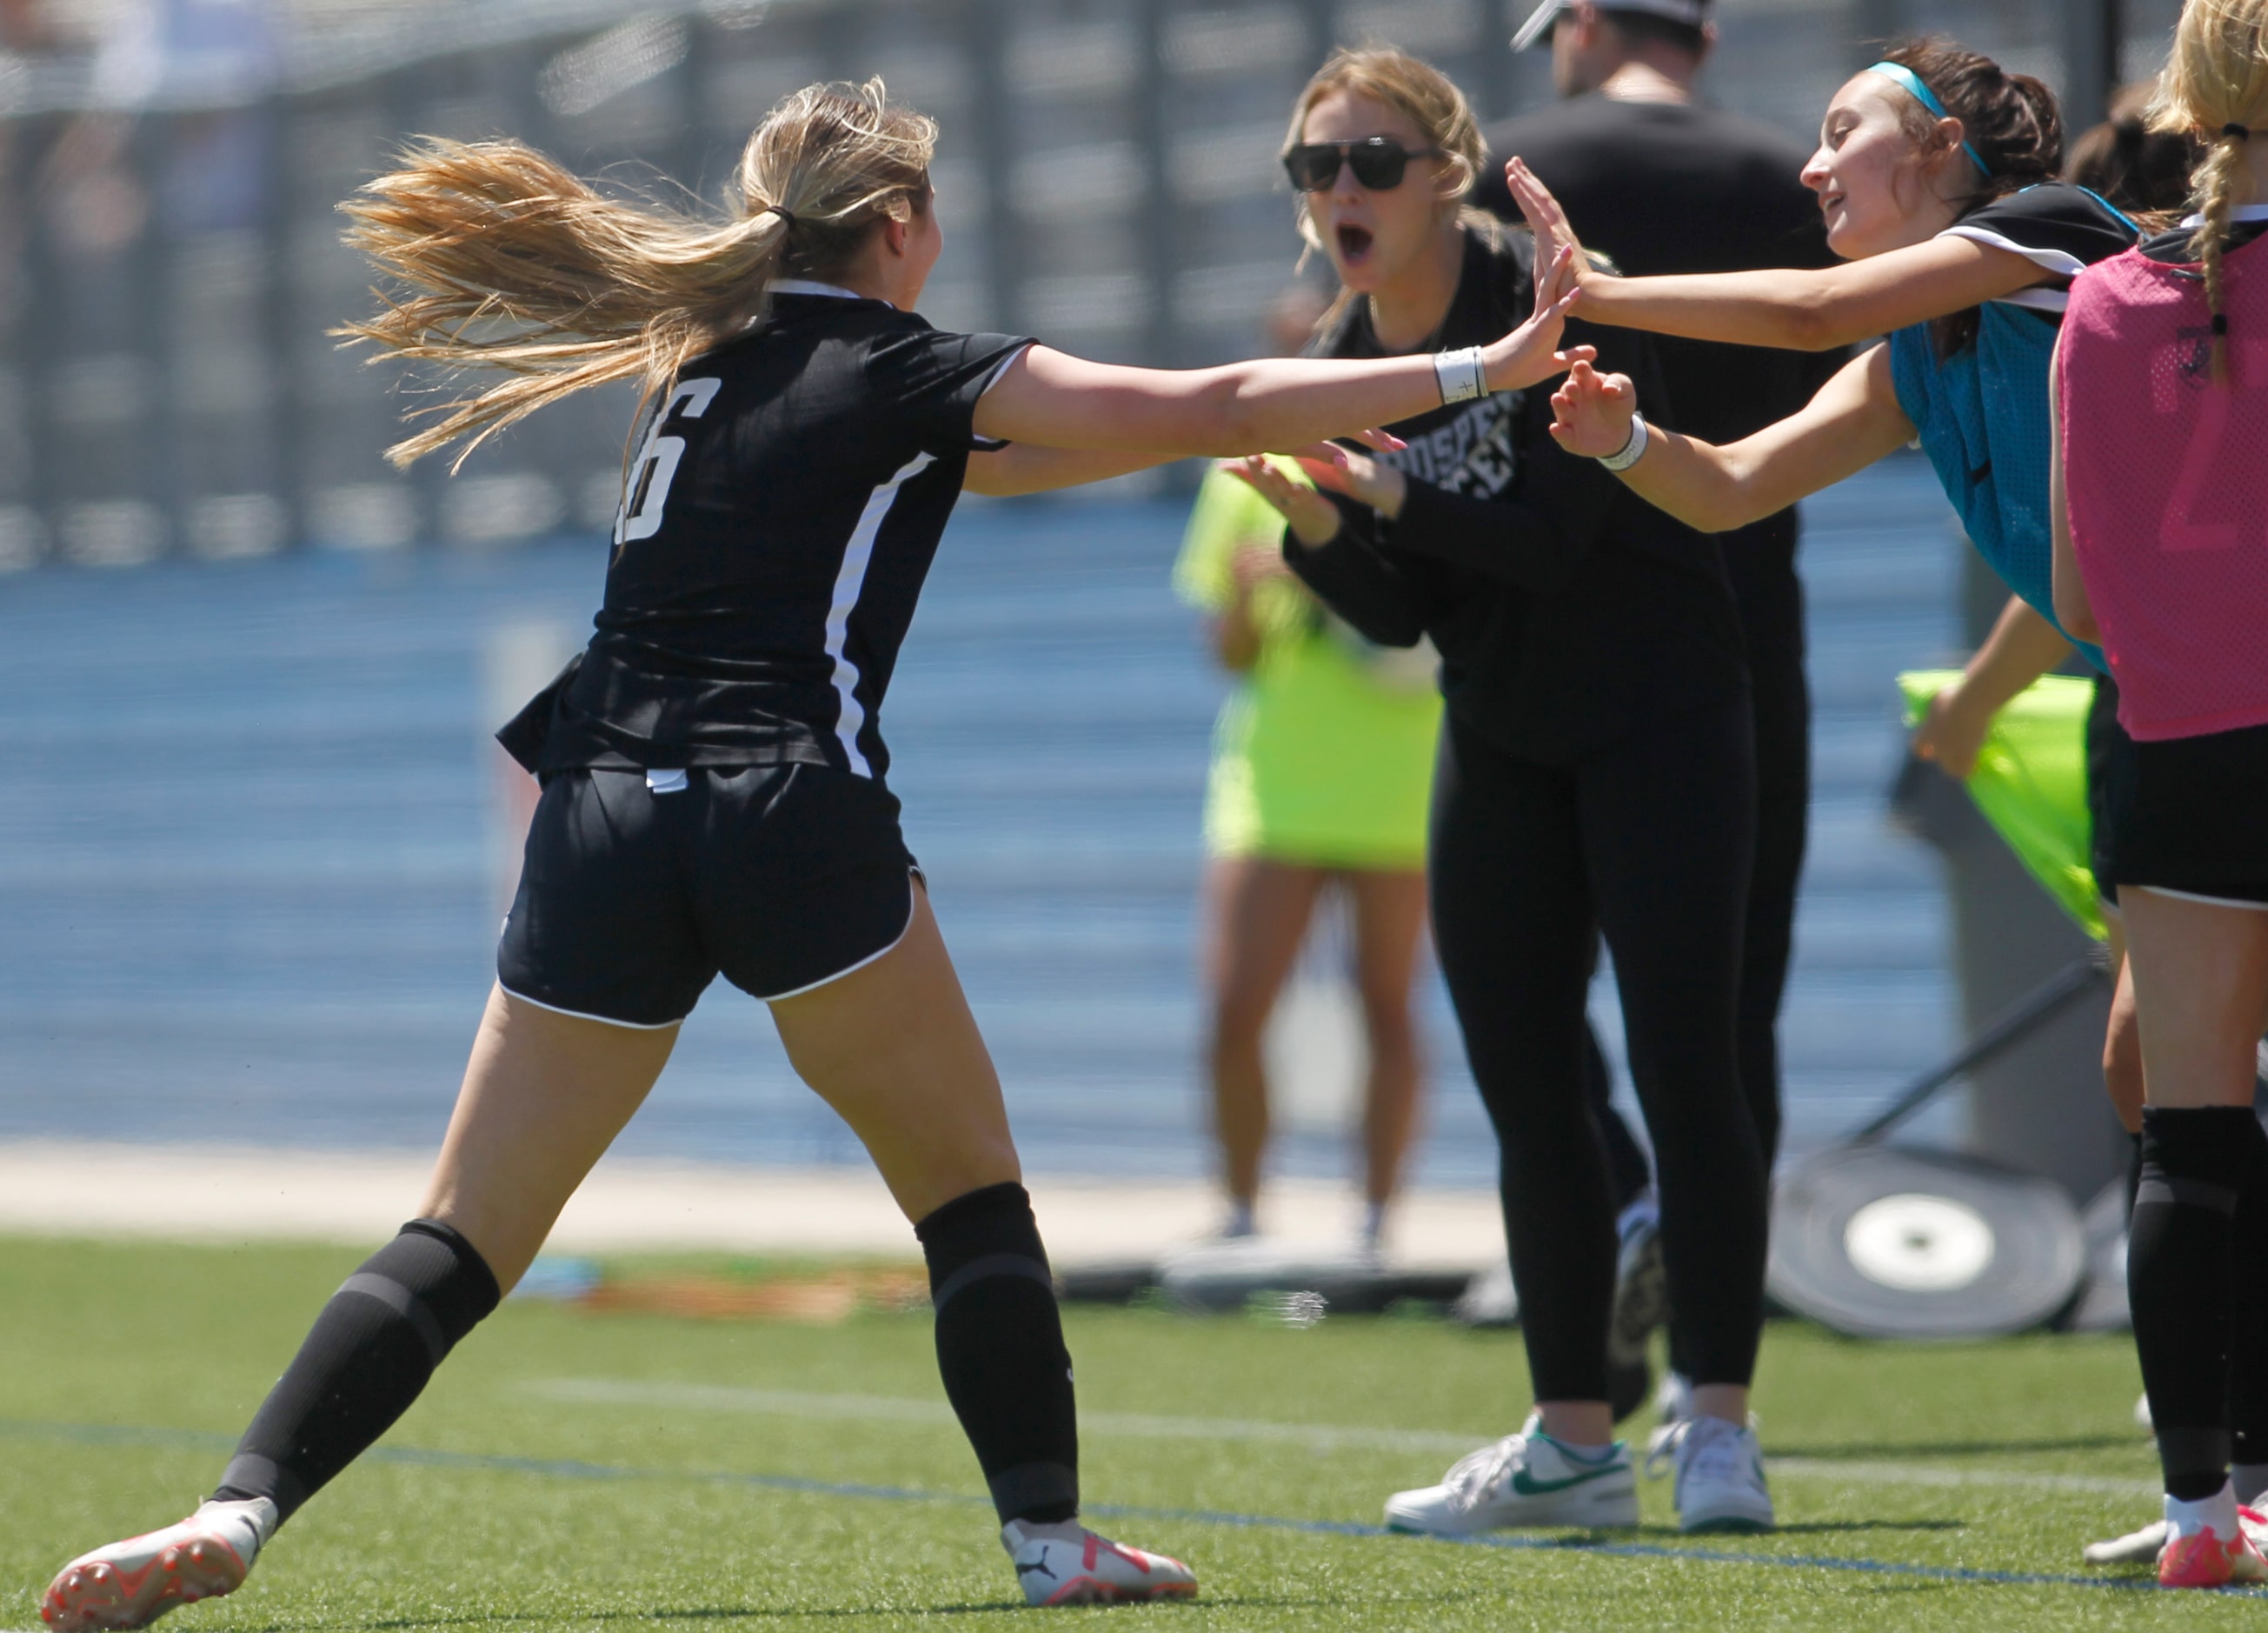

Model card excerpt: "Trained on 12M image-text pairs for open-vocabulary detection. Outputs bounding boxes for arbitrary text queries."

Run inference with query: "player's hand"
[1228,541,1294,593]
[1911,683,1992,780]
[1505,157,1598,294]
[1224,456,1344,548]
[1547,360,1639,459]
[1341,428,1408,455]
[1481,244,1598,393]
[1292,446,1407,519]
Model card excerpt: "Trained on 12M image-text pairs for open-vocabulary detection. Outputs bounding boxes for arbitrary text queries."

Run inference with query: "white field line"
[528,1379,2159,1497]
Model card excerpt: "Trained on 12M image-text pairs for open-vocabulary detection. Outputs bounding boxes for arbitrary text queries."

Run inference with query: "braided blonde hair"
[339,78,935,469]
[2151,0,2268,383]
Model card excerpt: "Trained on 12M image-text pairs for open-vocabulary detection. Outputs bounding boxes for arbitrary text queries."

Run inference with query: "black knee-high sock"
[915,1183,1079,1526]
[2229,1125,2268,1492]
[2130,1108,2263,1501]
[212,1220,500,1523]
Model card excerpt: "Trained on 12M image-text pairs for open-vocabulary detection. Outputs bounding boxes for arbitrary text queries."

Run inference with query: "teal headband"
[1865,61,1992,177]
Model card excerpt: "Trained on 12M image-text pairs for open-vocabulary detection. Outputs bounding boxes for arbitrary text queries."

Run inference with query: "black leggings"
[1433,701,1767,1400]
[1587,517,1806,1373]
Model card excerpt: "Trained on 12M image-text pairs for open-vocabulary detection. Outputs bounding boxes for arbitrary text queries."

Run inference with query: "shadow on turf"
[1543,1519,1964,1544]
[256,1589,1454,1627]
[1772,1435,2137,1460]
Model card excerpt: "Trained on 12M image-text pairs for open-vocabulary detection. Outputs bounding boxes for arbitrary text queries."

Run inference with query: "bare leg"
[2125,891,2268,1113]
[418,988,679,1290]
[2122,889,2268,1512]
[1201,857,1327,1216]
[2101,914,2145,1133]
[764,883,1202,1592]
[1344,866,1429,1212]
[766,883,1022,1221]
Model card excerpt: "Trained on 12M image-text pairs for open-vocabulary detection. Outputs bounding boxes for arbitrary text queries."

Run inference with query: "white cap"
[1510,0,1711,52]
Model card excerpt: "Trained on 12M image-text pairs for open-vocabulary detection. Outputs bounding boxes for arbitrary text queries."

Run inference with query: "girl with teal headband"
[1514,35,2149,1103]
[1513,36,2137,682]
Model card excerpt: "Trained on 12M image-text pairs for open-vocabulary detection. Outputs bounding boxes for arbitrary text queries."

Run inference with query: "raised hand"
[1505,158,1595,289]
[1483,244,1599,394]
[1292,444,1407,518]
[1547,359,1639,459]
[1223,455,1345,548]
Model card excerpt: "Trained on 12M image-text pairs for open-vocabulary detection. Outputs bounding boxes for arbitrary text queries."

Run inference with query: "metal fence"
[0,0,2175,569]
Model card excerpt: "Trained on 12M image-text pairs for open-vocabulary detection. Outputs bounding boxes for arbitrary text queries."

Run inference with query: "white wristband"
[1433,346,1489,406]
[1597,410,1649,472]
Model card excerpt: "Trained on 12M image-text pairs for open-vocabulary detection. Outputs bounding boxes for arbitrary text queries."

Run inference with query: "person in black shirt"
[38,78,1596,1630]
[1229,45,1772,1537]
[1474,1,1846,1433]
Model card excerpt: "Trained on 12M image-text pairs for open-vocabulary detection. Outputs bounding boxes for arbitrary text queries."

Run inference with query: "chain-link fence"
[0,0,2175,569]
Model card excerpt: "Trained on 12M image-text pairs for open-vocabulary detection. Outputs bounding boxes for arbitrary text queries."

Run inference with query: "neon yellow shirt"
[1174,463,1441,870]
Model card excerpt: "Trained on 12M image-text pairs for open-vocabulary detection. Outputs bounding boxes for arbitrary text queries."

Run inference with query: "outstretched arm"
[1225,457,1431,648]
[971,248,1593,455]
[2048,348,2100,643]
[1912,596,2077,777]
[1547,344,1912,533]
[1506,157,2055,353]
[963,446,1176,497]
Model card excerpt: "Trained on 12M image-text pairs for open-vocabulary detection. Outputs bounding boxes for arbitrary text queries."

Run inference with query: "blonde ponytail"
[2151,0,2268,383]
[339,78,936,470]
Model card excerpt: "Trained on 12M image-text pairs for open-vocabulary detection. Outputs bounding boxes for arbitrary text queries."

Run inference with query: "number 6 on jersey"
[616,377,724,544]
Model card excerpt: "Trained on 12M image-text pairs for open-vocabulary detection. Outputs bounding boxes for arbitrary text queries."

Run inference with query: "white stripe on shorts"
[2130,884,2268,913]
[496,984,688,1030]
[756,869,921,1003]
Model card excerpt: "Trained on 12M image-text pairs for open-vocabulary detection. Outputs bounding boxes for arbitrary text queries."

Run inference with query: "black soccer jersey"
[1286,229,1746,763]
[1939,182,2141,314]
[2140,204,2268,264]
[522,284,1031,783]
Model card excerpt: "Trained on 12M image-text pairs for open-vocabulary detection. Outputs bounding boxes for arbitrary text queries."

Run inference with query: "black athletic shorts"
[497,763,918,1027]
[2085,670,2126,910]
[2098,717,2268,910]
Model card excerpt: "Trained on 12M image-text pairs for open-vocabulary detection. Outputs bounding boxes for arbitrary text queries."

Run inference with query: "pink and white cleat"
[2157,1485,2268,1590]
[1001,1519,1198,1606]
[42,1498,277,1632]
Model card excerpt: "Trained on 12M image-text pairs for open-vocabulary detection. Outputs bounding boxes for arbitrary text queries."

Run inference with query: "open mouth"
[1335,223,1374,263]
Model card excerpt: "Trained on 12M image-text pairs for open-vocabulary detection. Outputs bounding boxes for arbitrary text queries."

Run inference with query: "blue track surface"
[0,458,1964,1183]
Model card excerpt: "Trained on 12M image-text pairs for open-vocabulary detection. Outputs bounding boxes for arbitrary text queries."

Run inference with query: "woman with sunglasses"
[1234,46,1773,1536]
[37,78,1596,1630]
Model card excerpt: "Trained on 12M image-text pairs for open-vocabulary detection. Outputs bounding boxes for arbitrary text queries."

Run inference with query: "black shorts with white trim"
[497,763,917,1027]
[2100,717,2268,909]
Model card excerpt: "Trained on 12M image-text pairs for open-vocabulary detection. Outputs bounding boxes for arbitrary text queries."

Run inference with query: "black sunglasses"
[1281,138,1444,193]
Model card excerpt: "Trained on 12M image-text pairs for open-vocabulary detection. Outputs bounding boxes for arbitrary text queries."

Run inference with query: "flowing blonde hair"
[339,77,935,470]
[2152,0,2268,382]
[1282,46,1500,326]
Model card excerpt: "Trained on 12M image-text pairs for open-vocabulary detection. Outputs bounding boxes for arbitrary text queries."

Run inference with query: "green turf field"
[2,1236,2254,1628]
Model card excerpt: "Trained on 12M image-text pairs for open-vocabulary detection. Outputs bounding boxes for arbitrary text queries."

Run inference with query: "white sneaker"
[43,1498,277,1632]
[1646,1371,1693,1462]
[1384,1416,1638,1534]
[2079,1505,2268,1565]
[1000,1520,1197,1606]
[2083,1516,2169,1564]
[1651,1414,1774,1533]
